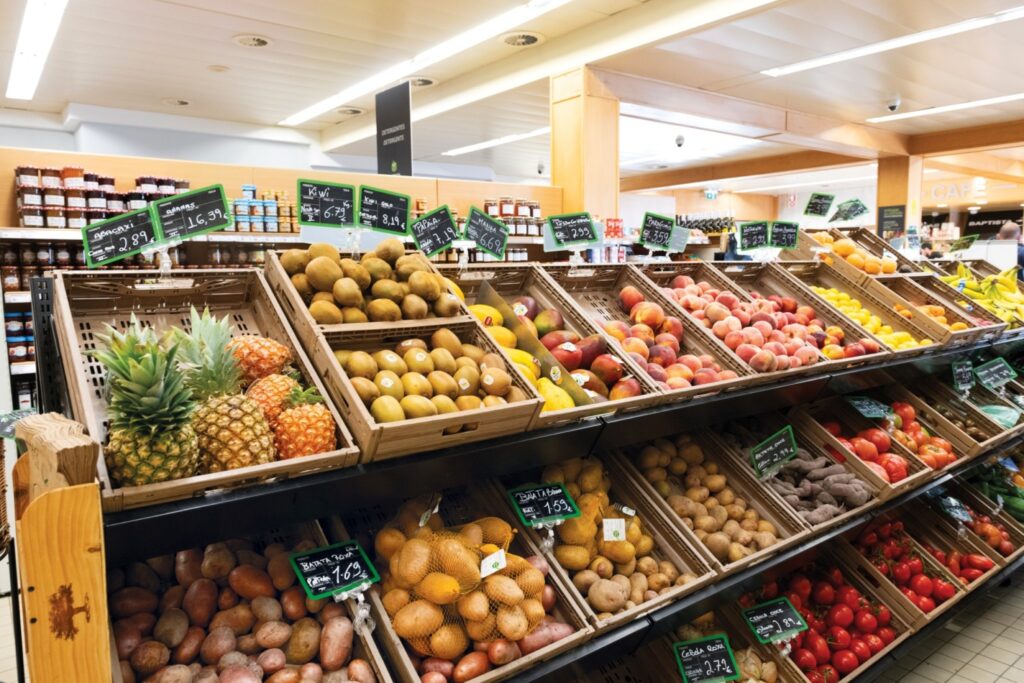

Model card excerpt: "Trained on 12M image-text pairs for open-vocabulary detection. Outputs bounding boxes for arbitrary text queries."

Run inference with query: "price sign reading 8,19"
[289,540,379,600]
[359,185,410,236]
[742,597,807,644]
[507,483,580,528]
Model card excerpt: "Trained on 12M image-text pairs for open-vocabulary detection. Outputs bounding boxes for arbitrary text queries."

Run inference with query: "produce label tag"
[507,483,580,528]
[743,597,807,644]
[410,204,458,257]
[804,193,835,217]
[952,360,975,392]
[614,503,636,518]
[359,185,410,235]
[152,184,232,242]
[975,357,1017,390]
[673,634,740,683]
[418,493,442,527]
[465,206,508,259]
[480,548,507,578]
[83,206,160,267]
[298,179,356,228]
[1000,457,1020,473]
[750,424,798,478]
[938,495,973,523]
[769,221,799,250]
[737,221,769,252]
[289,540,379,600]
[949,234,979,253]
[547,212,597,247]
[845,395,889,419]
[639,212,675,251]
[602,517,627,542]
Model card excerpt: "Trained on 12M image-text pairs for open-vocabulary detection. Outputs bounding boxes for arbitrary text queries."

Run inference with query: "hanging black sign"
[465,207,508,259]
[878,205,906,235]
[749,424,798,477]
[769,221,799,249]
[673,634,740,683]
[359,185,410,235]
[410,205,458,257]
[289,540,379,600]
[639,212,674,250]
[83,206,160,267]
[506,483,580,528]
[952,360,975,393]
[152,184,231,242]
[805,193,835,217]
[975,358,1017,390]
[548,212,597,247]
[830,198,870,222]
[375,81,412,176]
[738,222,769,251]
[845,395,889,419]
[743,597,807,643]
[298,179,356,228]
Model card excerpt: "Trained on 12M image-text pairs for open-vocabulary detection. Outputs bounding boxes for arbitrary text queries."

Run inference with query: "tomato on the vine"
[854,609,878,633]
[813,581,836,605]
[794,648,817,671]
[827,604,854,628]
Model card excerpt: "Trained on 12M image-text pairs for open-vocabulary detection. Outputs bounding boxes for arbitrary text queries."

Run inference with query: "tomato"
[806,673,825,683]
[892,401,916,425]
[790,575,813,601]
[850,437,879,462]
[857,530,878,546]
[831,649,860,675]
[827,604,854,628]
[863,633,885,654]
[762,581,779,599]
[877,626,896,644]
[826,566,845,588]
[916,595,936,613]
[960,568,984,582]
[794,648,818,671]
[964,554,995,571]
[807,631,831,664]
[876,522,892,540]
[827,445,847,463]
[854,609,878,633]
[891,561,911,585]
[818,664,840,682]
[865,461,890,482]
[873,605,891,626]
[926,436,953,452]
[813,581,836,605]
[878,453,908,482]
[999,540,1015,556]
[859,428,891,454]
[873,560,890,575]
[932,579,956,603]
[892,429,917,452]
[907,557,924,576]
[918,452,938,469]
[785,592,803,610]
[822,420,842,436]
[827,626,852,651]
[849,638,872,663]
[836,586,864,610]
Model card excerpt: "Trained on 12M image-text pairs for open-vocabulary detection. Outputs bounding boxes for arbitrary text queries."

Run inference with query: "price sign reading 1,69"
[507,483,580,528]
[673,634,740,683]
[289,540,379,600]
[742,597,807,644]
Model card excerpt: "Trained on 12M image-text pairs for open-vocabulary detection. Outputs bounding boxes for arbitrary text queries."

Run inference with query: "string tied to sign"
[532,520,560,553]
[333,582,375,635]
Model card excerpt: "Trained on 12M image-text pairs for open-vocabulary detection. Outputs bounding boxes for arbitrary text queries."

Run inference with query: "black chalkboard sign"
[673,635,740,683]
[548,212,597,247]
[975,357,1017,390]
[845,395,889,419]
[359,185,410,235]
[410,205,458,257]
[769,221,799,249]
[805,193,835,217]
[742,597,807,644]
[878,205,906,235]
[83,206,160,267]
[639,212,674,250]
[298,179,356,228]
[152,184,231,241]
[507,483,580,528]
[738,221,769,251]
[949,234,979,253]
[952,360,975,392]
[465,207,508,259]
[289,540,379,600]
[749,424,797,477]
[830,198,869,223]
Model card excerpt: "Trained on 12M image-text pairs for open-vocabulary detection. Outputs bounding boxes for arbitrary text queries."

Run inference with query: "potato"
[125,561,160,593]
[210,603,256,635]
[200,626,236,665]
[395,538,432,586]
[217,588,238,611]
[647,573,670,592]
[572,569,600,594]
[487,639,521,666]
[753,532,777,550]
[175,549,203,587]
[113,620,141,659]
[541,584,557,612]
[281,586,308,621]
[183,578,218,627]
[422,658,454,679]
[716,487,736,505]
[757,520,778,536]
[256,621,293,649]
[267,552,295,591]
[228,565,275,600]
[629,573,648,604]
[284,617,321,665]
[172,625,205,664]
[267,669,301,683]
[728,542,751,563]
[201,543,237,580]
[217,651,250,673]
[301,662,324,680]
[704,532,731,561]
[456,590,489,622]
[257,648,286,674]
[704,474,727,493]
[634,557,657,576]
[635,535,655,556]
[613,557,636,576]
[154,664,194,683]
[237,634,261,655]
[154,607,189,648]
[422,673,448,683]
[236,549,269,570]
[587,579,628,613]
[496,604,529,640]
[320,616,354,671]
[111,587,158,618]
[219,664,261,683]
[734,530,753,547]
[694,515,719,533]
[131,640,170,677]
[250,595,283,623]
[587,556,612,579]
[347,658,377,683]
[453,651,492,683]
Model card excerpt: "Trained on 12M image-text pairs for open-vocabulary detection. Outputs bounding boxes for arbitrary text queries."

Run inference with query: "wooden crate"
[325,488,594,683]
[903,500,1006,586]
[772,261,942,358]
[304,317,542,462]
[828,227,925,276]
[941,480,1024,566]
[438,263,662,424]
[708,414,882,534]
[886,273,1010,341]
[108,520,392,683]
[537,262,757,399]
[791,398,932,499]
[897,374,1010,456]
[498,458,717,635]
[613,434,810,576]
[51,269,360,512]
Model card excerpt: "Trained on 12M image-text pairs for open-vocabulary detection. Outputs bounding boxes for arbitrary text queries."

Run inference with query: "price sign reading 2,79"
[742,597,807,643]
[674,634,740,683]
[507,483,580,528]
[289,540,379,600]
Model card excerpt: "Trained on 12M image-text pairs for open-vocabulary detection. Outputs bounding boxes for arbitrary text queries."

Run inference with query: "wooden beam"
[926,153,1024,185]
[620,151,863,192]
[908,119,1024,156]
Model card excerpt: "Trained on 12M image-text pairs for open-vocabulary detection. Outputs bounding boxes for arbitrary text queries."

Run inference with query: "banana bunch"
[939,264,1024,326]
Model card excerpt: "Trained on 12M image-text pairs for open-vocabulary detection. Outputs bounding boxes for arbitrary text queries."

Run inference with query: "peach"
[654,333,680,353]
[764,341,787,357]
[672,289,687,301]
[629,324,656,345]
[780,296,798,313]
[681,295,706,311]
[794,346,819,366]
[844,342,867,358]
[683,284,702,297]
[648,345,677,368]
[631,301,666,328]
[735,344,760,363]
[619,286,645,314]
[609,377,642,400]
[825,325,845,342]
[753,320,774,339]
[768,330,787,344]
[773,313,790,330]
[666,377,692,390]
[699,354,716,369]
[733,309,751,326]
[697,281,712,293]
[723,330,746,350]
[716,291,741,310]
[646,363,668,382]
[749,350,777,373]
[666,363,694,381]
[796,305,816,320]
[603,320,630,341]
[705,288,720,299]
[677,354,702,372]
[661,287,676,300]
[701,293,715,304]
[628,352,648,366]
[743,328,765,347]
[621,337,649,359]
[784,339,805,356]
[704,302,730,324]
[793,313,810,326]
[821,344,845,360]
[859,338,880,354]
[659,316,685,342]
[750,312,773,328]
[783,324,808,340]
[719,370,739,380]
[693,368,720,385]
[590,354,624,385]
[712,317,742,339]
[701,318,712,329]
[775,355,791,370]
[809,318,825,329]
[669,274,695,289]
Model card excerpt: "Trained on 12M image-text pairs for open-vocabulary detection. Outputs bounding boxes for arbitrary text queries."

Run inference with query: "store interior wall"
[776,183,877,228]
[619,191,676,227]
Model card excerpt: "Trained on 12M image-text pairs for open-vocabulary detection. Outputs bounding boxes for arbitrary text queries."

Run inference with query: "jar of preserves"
[61,166,85,188]
[87,210,108,225]
[55,243,71,267]
[515,199,531,217]
[20,266,40,290]
[528,218,541,237]
[175,179,190,194]
[45,208,65,228]
[136,176,157,193]
[146,193,162,205]
[250,215,265,232]
[1,267,19,292]
[23,314,32,335]
[17,186,42,206]
[107,193,125,212]
[499,196,515,217]
[20,244,35,265]
[265,215,279,233]
[158,178,175,194]
[41,167,61,188]
[483,198,499,216]
[530,201,542,219]
[249,247,265,266]
[7,337,27,363]
[65,188,86,208]
[66,209,87,229]
[83,172,99,190]
[86,190,107,209]
[233,199,249,215]
[415,198,428,212]
[14,378,33,409]
[0,245,16,267]
[19,207,44,228]
[274,190,288,202]
[43,187,65,207]
[263,199,277,217]
[25,336,35,362]
[235,246,249,265]
[242,184,257,200]
[15,166,39,187]
[278,202,291,217]
[5,313,24,338]
[235,215,251,232]
[249,199,264,216]
[74,246,86,267]
[126,192,147,210]
[36,244,53,266]
[99,176,116,193]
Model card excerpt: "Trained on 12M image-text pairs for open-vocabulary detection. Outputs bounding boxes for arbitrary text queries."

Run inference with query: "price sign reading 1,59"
[507,483,580,528]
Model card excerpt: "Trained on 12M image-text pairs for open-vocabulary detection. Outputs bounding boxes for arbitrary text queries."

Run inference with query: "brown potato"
[130,640,170,677]
[217,651,250,673]
[320,616,354,671]
[256,648,287,674]
[280,586,308,621]
[318,602,347,625]
[153,664,194,683]
[267,669,302,683]
[218,587,239,610]
[126,562,161,592]
[301,662,324,680]
[110,587,158,618]
[113,620,141,659]
[267,552,296,591]
[183,579,218,627]
[236,634,261,656]
[228,565,275,600]
[218,664,261,683]
[210,603,256,635]
[175,549,203,587]
[255,620,293,649]
[251,595,283,623]
[158,584,185,614]
[200,626,237,665]
[172,625,205,664]
[201,543,237,580]
[154,607,189,647]
[284,617,322,665]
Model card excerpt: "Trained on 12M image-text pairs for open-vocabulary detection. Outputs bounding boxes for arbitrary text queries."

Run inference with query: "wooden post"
[550,66,620,220]
[877,156,923,234]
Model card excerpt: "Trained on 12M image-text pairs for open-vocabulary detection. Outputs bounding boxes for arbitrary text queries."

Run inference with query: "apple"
[844,342,867,358]
[860,338,881,354]
[619,286,645,313]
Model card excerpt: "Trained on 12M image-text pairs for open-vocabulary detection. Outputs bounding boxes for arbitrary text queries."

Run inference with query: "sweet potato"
[320,616,354,671]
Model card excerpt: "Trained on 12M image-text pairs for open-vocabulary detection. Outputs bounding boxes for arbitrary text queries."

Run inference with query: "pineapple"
[246,373,300,428]
[275,387,337,459]
[176,308,275,472]
[229,335,292,385]
[94,316,199,486]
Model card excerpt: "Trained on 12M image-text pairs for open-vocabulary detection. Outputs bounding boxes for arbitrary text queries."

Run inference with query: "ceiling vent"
[336,106,365,116]
[408,76,438,88]
[161,98,191,107]
[233,34,272,48]
[502,32,544,47]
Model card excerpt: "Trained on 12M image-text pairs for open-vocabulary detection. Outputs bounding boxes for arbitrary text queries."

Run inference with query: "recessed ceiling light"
[335,106,365,116]
[442,126,550,156]
[5,0,70,100]
[233,34,272,48]
[207,64,230,73]
[161,98,191,107]
[977,199,989,205]
[279,0,572,126]
[735,175,877,194]
[867,92,1024,122]
[938,203,949,208]
[968,206,981,213]
[502,31,545,47]
[762,5,1024,77]
[408,76,437,88]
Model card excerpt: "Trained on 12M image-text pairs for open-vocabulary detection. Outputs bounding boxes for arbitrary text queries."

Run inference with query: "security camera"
[537,162,545,175]
[675,134,685,148]
[887,96,901,113]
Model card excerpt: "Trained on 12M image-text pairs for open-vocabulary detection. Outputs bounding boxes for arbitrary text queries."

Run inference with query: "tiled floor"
[875,576,1024,683]
[0,596,19,682]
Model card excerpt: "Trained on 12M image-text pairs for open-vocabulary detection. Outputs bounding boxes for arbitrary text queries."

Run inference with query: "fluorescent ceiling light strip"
[280,0,572,126]
[866,92,1024,122]
[442,126,550,156]
[735,175,876,193]
[5,0,70,100]
[762,4,1024,77]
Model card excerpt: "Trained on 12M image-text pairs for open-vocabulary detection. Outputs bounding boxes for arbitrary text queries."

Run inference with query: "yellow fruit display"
[938,263,1024,328]
[537,378,574,412]
[811,286,931,350]
[468,304,504,327]
[817,237,897,275]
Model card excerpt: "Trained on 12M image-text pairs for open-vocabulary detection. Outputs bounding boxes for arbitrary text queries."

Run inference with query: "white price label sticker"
[615,504,636,518]
[603,518,626,542]
[480,549,507,578]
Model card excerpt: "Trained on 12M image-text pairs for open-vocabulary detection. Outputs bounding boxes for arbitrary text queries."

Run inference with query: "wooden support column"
[550,66,619,219]
[877,156,923,232]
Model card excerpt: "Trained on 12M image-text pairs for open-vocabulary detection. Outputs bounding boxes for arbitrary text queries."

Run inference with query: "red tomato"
[818,664,840,683]
[865,461,890,482]
[836,585,863,610]
[859,428,891,454]
[916,595,936,613]
[892,401,916,425]
[873,605,892,626]
[878,453,909,483]
[827,626,852,651]
[813,581,836,605]
[785,592,803,610]
[762,581,779,599]
[854,609,878,633]
[877,626,896,644]
[807,631,832,664]
[873,560,890,576]
[827,604,854,628]
[909,574,933,597]
[794,648,818,671]
[831,649,860,675]
[892,561,911,585]
[876,522,892,539]
[926,436,953,452]
[827,445,847,463]
[849,638,872,663]
[892,430,917,452]
[964,554,995,571]
[822,420,842,436]
[907,557,924,576]
[850,437,879,462]
[857,530,878,547]
[864,633,885,654]
[806,672,825,683]
[826,567,845,588]
[933,579,956,603]
[790,575,813,601]
[960,568,984,582]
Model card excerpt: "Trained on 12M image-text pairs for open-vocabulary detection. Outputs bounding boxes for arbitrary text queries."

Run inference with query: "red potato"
[318,602,347,624]
[127,612,156,636]
[160,584,185,613]
[228,565,275,600]
[218,587,239,610]
[113,620,142,659]
[421,657,454,679]
[422,673,448,683]
[256,648,286,674]
[301,662,324,680]
[541,585,557,612]
[172,626,205,664]
[183,579,218,627]
[110,587,159,618]
[319,616,354,671]
[524,555,550,576]
[175,549,203,587]
[130,640,170,677]
[346,658,377,682]
[218,664,261,683]
[487,639,521,665]
[267,670,302,683]
[281,586,308,621]
[453,652,491,682]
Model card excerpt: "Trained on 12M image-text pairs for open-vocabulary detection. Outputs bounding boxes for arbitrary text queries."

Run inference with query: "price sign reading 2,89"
[152,184,232,242]
[83,206,161,267]
[507,483,580,528]
[289,540,379,601]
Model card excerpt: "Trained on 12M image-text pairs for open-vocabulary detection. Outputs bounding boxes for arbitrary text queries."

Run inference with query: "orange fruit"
[833,238,857,257]
[846,252,866,269]
[880,259,897,274]
[813,232,834,245]
[863,257,882,275]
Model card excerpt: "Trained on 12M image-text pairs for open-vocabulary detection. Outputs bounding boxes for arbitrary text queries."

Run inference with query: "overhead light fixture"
[280,0,572,126]
[867,92,1024,122]
[5,0,70,100]
[977,199,990,205]
[735,175,876,194]
[938,203,949,208]
[442,126,550,156]
[762,5,1024,77]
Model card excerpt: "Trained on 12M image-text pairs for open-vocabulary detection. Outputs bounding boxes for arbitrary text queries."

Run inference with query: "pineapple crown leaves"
[173,306,244,401]
[283,386,325,409]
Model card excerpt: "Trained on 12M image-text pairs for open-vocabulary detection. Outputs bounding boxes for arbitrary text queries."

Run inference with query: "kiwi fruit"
[479,353,506,371]
[370,395,405,423]
[306,256,344,291]
[454,366,480,397]
[362,257,393,283]
[342,307,368,324]
[482,395,507,407]
[366,299,402,322]
[399,282,411,297]
[429,348,457,375]
[433,293,462,317]
[308,243,342,264]
[280,249,311,275]
[372,350,408,376]
[480,367,511,396]
[340,259,371,291]
[431,395,461,434]
[401,372,433,398]
[333,349,352,368]
[455,356,478,371]
[461,344,486,363]
[350,377,380,405]
[430,328,463,358]
[333,278,364,307]
[400,294,429,320]
[395,339,428,356]
[311,291,335,304]
[344,351,378,380]
[395,255,429,281]
[374,370,404,400]
[408,271,441,301]
[291,273,313,298]
[404,348,435,374]
[455,395,483,411]
[400,394,437,419]
[374,238,405,265]
[309,300,343,324]
[427,371,458,399]
[506,386,527,403]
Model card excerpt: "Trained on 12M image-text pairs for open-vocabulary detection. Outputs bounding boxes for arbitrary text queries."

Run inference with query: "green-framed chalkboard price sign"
[359,185,411,236]
[298,178,356,228]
